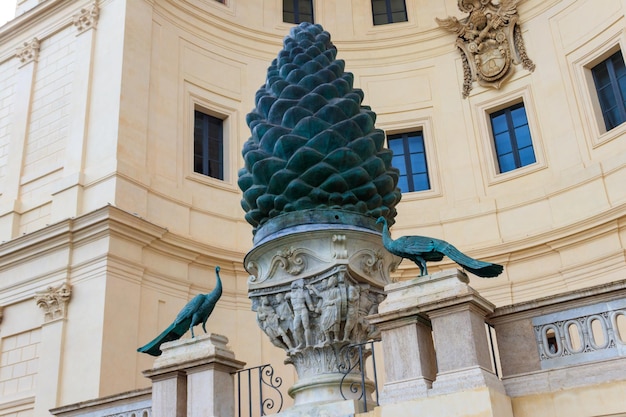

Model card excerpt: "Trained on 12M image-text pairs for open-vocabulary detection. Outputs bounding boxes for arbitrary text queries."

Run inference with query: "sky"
[0,0,17,26]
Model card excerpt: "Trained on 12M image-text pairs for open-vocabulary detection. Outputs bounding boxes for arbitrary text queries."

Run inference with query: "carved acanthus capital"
[436,0,535,97]
[73,2,99,34]
[35,283,71,322]
[16,38,40,66]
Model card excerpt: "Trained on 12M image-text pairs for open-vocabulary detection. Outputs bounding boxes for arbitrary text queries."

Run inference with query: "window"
[194,110,224,180]
[591,50,626,132]
[489,102,536,174]
[388,131,430,193]
[371,0,407,26]
[283,0,314,24]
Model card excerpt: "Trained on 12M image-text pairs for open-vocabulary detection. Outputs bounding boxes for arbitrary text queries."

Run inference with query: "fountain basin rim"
[252,210,381,247]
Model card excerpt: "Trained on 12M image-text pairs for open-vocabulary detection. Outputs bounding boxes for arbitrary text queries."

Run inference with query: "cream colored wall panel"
[361,69,433,112]
[58,276,106,405]
[554,0,623,52]
[23,26,76,181]
[146,193,190,237]
[100,275,143,397]
[182,42,243,99]
[0,328,40,403]
[603,160,626,206]
[189,209,239,251]
[441,212,501,249]
[113,177,149,220]
[17,204,51,237]
[506,249,562,284]
[81,176,117,214]
[0,58,18,187]
[552,228,622,268]
[497,200,553,241]
[511,381,626,417]
[548,179,609,228]
[142,250,190,283]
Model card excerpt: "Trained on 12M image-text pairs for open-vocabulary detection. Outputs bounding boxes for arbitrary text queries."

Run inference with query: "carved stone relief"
[73,2,100,34]
[251,267,385,377]
[35,283,72,322]
[436,0,535,97]
[16,38,40,66]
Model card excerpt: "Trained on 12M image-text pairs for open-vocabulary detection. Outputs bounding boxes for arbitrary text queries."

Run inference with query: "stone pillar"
[0,37,39,238]
[32,283,71,416]
[367,296,436,403]
[51,2,99,222]
[369,269,514,416]
[415,270,500,394]
[143,333,246,417]
[245,214,400,412]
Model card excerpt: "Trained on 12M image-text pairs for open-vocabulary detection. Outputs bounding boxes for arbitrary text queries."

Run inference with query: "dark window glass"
[489,103,536,174]
[387,131,430,193]
[194,110,224,180]
[592,50,626,131]
[371,0,407,25]
[283,0,314,24]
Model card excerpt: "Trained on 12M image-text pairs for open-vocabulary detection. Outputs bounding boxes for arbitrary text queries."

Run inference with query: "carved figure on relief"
[285,279,315,348]
[308,274,343,345]
[436,0,535,97]
[342,283,360,341]
[257,296,295,350]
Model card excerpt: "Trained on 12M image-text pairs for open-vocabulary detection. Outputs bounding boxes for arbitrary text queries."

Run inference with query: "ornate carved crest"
[16,38,40,66]
[73,2,99,34]
[35,283,72,322]
[436,0,535,97]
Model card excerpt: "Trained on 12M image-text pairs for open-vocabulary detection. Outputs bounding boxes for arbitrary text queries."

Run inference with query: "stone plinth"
[143,333,246,417]
[369,269,513,416]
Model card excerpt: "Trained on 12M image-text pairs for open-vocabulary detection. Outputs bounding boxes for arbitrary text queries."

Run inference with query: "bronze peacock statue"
[137,266,223,356]
[377,217,503,278]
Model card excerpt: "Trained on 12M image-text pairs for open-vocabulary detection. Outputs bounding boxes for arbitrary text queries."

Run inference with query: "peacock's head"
[376,216,387,226]
[215,266,221,273]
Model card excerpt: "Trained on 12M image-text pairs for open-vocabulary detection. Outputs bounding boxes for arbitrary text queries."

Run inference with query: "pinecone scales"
[239,23,401,233]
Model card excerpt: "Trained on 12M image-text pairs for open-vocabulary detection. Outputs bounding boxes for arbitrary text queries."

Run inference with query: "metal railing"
[233,364,284,417]
[338,340,381,412]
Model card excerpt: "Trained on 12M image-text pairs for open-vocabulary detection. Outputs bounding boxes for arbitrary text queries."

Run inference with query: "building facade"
[0,0,625,416]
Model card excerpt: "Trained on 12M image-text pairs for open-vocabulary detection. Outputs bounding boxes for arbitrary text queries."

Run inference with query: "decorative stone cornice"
[16,37,40,66]
[436,0,535,97]
[35,283,72,322]
[73,2,99,34]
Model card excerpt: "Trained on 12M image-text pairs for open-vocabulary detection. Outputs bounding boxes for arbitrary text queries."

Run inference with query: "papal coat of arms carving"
[436,0,535,97]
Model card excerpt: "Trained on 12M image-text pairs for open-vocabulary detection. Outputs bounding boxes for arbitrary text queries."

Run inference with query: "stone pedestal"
[143,333,246,417]
[369,269,514,416]
[245,214,401,413]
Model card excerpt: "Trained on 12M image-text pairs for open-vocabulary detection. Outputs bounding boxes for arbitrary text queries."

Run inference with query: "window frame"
[378,115,441,200]
[387,130,431,193]
[489,102,537,174]
[184,82,239,191]
[283,0,314,24]
[474,86,546,185]
[590,50,626,132]
[569,29,626,148]
[371,0,408,26]
[193,110,224,180]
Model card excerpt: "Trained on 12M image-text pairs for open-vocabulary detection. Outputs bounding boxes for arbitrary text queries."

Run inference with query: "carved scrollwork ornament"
[16,38,40,66]
[35,283,72,322]
[73,2,99,34]
[436,0,535,97]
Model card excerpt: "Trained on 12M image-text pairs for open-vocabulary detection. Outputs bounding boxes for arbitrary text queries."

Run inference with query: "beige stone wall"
[0,0,624,416]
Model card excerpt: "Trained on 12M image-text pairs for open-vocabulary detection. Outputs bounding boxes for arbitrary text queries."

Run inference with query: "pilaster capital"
[73,2,99,34]
[35,283,72,322]
[16,38,40,66]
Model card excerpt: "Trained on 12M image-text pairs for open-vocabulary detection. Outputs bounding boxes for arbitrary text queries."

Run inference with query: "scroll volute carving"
[436,0,535,97]
[35,283,72,322]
